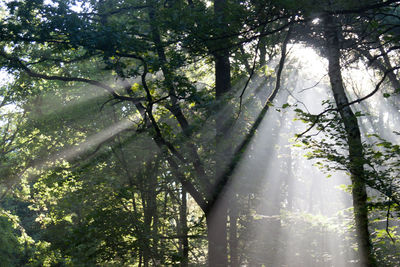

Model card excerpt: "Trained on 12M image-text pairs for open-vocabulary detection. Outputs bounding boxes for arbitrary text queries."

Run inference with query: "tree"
[0,0,294,264]
[2,0,400,265]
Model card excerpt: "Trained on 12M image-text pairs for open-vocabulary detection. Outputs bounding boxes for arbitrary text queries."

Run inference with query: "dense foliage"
[1,0,400,266]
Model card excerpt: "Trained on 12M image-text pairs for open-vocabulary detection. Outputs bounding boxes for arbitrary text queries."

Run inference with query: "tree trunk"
[229,196,239,267]
[324,15,375,267]
[180,188,189,267]
[206,203,228,267]
[285,151,294,211]
[206,0,232,265]
[141,191,151,267]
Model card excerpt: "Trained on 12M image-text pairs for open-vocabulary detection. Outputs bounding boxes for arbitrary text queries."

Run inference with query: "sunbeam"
[207,44,397,266]
[2,1,400,265]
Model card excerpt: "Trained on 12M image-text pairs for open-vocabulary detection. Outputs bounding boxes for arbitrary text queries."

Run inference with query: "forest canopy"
[0,0,400,266]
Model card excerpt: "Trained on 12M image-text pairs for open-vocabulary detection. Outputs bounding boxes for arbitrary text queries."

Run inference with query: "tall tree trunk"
[209,45,230,267]
[206,0,232,266]
[324,15,375,267]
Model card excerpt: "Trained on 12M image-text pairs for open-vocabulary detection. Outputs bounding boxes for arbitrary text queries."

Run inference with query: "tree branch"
[0,50,145,104]
[205,25,292,214]
[327,0,400,15]
[296,65,400,138]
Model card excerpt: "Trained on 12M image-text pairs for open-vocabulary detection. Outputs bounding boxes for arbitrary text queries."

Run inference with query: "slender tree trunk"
[141,192,151,267]
[180,188,189,267]
[138,251,143,267]
[324,15,375,267]
[229,196,239,267]
[149,161,160,263]
[285,151,293,211]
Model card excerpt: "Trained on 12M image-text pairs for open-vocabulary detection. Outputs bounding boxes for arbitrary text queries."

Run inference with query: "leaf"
[131,83,141,92]
[372,152,383,159]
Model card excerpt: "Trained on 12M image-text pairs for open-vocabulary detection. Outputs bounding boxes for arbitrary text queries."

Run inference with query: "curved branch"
[0,50,145,104]
[296,65,400,138]
[133,56,207,210]
[346,66,400,106]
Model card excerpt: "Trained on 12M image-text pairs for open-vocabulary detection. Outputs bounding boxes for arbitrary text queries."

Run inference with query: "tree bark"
[207,49,230,264]
[180,188,189,267]
[206,0,232,265]
[206,204,228,267]
[324,15,375,267]
[140,160,159,266]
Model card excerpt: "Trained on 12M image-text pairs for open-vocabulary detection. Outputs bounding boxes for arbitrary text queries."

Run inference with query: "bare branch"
[297,65,400,138]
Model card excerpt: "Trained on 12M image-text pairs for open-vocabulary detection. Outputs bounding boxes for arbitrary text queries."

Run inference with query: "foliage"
[1,0,400,265]
[295,102,400,265]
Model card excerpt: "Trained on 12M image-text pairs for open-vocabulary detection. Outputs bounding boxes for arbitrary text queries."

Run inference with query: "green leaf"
[131,83,141,92]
